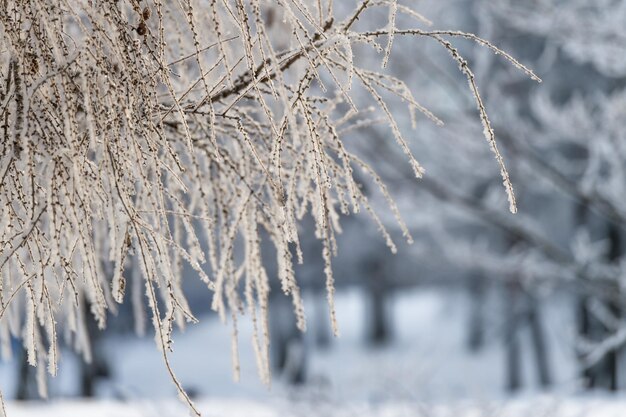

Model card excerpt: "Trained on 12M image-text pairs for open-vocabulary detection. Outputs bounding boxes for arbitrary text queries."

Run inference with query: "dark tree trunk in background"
[365,258,392,346]
[368,287,390,345]
[314,289,331,349]
[578,296,595,388]
[80,299,111,397]
[269,292,307,385]
[575,205,597,388]
[528,297,551,387]
[467,273,486,352]
[578,297,619,390]
[605,223,621,391]
[576,204,622,391]
[16,346,38,401]
[504,281,522,392]
[504,279,552,391]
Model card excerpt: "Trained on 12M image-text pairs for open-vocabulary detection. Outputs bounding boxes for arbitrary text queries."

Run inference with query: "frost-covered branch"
[0,0,536,412]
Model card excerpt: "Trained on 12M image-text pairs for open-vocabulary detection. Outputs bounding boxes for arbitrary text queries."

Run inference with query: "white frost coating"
[0,0,528,413]
[381,0,398,69]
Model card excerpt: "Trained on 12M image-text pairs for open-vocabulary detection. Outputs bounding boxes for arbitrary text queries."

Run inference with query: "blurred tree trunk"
[605,223,621,390]
[367,288,390,345]
[504,280,522,391]
[578,295,595,388]
[504,280,552,391]
[269,291,307,385]
[576,206,621,390]
[313,289,331,348]
[80,298,110,397]
[578,297,619,390]
[365,258,391,346]
[528,297,551,387]
[16,346,38,401]
[576,205,597,388]
[467,273,486,352]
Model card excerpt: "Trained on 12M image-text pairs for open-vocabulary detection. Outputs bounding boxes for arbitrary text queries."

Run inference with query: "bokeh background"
[3,1,626,415]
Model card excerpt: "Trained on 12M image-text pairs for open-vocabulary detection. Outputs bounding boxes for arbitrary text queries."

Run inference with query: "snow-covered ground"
[2,288,625,416]
[5,396,626,417]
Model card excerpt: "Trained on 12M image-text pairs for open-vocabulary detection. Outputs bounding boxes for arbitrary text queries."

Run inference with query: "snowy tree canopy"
[0,0,539,414]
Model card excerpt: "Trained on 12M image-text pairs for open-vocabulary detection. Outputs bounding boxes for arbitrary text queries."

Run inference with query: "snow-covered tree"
[481,0,626,390]
[356,0,626,391]
[0,0,537,413]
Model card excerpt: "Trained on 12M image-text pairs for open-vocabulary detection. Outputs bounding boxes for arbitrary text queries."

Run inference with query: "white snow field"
[5,396,626,417]
[2,289,625,416]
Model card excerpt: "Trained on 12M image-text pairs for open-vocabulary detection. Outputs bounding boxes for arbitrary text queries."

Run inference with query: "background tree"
[350,0,626,392]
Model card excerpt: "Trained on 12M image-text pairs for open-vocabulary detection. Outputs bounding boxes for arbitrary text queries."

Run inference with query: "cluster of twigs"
[0,0,538,414]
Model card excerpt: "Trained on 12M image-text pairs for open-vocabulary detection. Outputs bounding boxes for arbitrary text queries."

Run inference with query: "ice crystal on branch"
[0,0,537,413]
